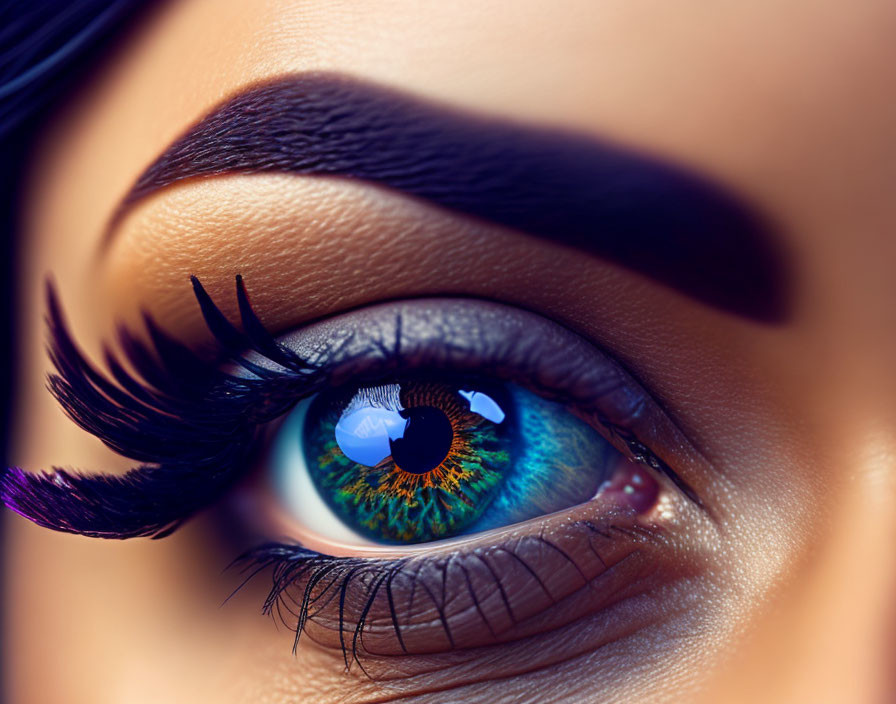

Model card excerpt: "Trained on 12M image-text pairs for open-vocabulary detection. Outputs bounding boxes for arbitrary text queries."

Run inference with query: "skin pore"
[6,1,896,702]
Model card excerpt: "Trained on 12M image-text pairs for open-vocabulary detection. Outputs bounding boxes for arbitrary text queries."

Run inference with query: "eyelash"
[229,519,664,673]
[3,276,325,538]
[2,275,695,666]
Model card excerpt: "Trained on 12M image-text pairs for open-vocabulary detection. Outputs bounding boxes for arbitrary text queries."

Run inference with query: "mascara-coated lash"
[1,276,712,668]
[1,276,321,537]
[2,277,698,539]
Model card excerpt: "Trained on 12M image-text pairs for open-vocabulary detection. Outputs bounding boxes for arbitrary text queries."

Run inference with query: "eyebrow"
[111,72,789,321]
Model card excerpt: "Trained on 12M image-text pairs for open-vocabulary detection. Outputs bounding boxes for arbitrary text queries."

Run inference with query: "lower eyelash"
[231,517,665,672]
[4,273,704,675]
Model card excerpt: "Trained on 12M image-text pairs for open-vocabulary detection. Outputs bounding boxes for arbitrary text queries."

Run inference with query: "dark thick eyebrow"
[111,72,789,321]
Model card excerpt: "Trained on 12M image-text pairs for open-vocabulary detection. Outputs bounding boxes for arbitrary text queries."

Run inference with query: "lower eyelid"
[221,294,708,550]
[232,489,703,673]
[222,405,715,667]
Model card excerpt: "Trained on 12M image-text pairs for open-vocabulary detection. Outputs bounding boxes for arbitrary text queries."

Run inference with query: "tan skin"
[6,0,896,701]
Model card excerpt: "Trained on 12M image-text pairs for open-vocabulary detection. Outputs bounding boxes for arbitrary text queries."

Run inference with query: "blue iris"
[300,379,619,543]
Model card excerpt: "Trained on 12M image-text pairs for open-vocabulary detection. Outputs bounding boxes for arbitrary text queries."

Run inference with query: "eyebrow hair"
[111,72,789,321]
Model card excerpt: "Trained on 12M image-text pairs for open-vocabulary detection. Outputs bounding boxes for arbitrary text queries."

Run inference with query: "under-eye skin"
[1,277,713,667]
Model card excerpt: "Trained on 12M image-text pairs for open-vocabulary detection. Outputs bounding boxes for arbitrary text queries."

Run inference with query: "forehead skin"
[8,1,896,703]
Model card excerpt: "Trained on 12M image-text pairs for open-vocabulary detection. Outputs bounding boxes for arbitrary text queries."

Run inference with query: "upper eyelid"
[238,292,709,510]
[1,275,706,540]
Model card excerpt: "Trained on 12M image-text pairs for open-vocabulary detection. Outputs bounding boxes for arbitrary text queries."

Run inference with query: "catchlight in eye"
[272,378,630,546]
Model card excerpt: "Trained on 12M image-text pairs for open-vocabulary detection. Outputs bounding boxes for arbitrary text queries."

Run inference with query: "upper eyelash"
[1,275,324,538]
[2,275,699,666]
[2,275,699,540]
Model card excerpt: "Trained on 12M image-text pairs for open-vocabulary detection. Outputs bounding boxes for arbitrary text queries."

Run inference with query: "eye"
[274,378,626,546]
[11,278,707,664]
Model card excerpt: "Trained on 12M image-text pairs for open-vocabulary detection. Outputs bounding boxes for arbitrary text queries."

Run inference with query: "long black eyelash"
[1,275,321,538]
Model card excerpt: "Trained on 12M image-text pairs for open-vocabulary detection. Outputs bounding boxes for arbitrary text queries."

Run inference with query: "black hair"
[0,0,150,455]
[0,0,150,693]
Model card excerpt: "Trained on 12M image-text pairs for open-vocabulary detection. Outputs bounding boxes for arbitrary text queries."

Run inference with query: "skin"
[6,0,896,701]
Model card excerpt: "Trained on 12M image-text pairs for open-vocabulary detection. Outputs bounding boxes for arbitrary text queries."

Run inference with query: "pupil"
[389,406,454,474]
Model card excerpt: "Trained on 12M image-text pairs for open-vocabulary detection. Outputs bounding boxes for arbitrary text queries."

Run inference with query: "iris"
[298,379,620,544]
